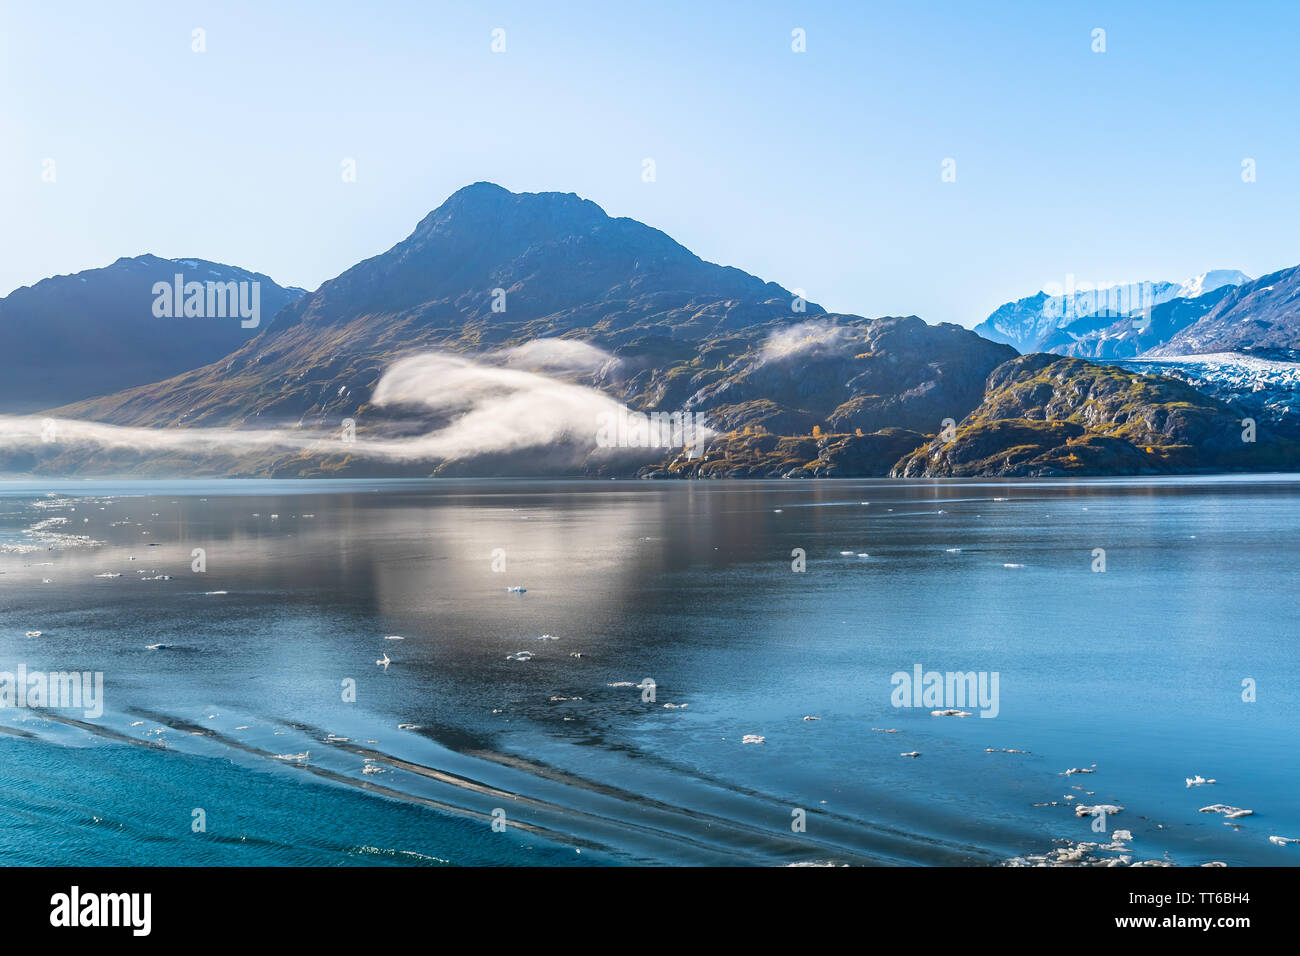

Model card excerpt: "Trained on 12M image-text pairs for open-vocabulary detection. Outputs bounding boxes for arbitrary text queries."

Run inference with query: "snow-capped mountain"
[974,270,1251,354]
[1175,269,1252,301]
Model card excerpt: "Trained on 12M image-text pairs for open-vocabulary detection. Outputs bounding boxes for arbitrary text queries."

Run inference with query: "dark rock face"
[0,256,303,413]
[1148,265,1300,356]
[685,316,1016,435]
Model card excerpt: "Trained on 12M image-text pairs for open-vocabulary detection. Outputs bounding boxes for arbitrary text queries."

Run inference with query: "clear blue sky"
[3,0,1297,326]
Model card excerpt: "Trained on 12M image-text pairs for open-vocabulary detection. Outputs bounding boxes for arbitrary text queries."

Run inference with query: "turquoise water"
[1,477,1296,866]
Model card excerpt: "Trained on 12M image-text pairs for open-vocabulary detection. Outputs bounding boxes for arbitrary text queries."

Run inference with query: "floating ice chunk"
[856,553,869,558]
[945,548,962,553]
[273,751,310,762]
[1269,836,1299,846]
[986,748,1029,753]
[1186,775,1216,787]
[1003,563,1024,568]
[773,509,783,513]
[608,681,636,687]
[802,715,820,721]
[1075,804,1124,817]
[1199,804,1252,819]
[741,734,765,744]
[94,572,120,578]
[663,702,688,709]
[871,727,900,733]
[145,643,170,650]
[362,765,385,775]
[506,651,534,662]
[204,590,228,595]
[1111,830,1133,842]
[839,551,854,555]
[931,709,972,717]
[25,630,41,638]
[384,635,404,640]
[376,653,391,668]
[1063,767,1097,775]
[506,586,526,593]
[900,751,921,758]
[397,723,420,730]
[536,634,559,641]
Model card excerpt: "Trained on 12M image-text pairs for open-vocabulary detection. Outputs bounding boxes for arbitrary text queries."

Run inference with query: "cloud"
[756,320,853,366]
[366,352,627,460]
[0,340,689,467]
[487,339,621,375]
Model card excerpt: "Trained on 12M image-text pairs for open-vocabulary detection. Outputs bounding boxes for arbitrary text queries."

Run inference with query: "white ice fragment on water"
[506,651,534,662]
[384,635,405,640]
[802,715,820,721]
[1062,767,1097,775]
[1186,775,1216,787]
[742,734,765,744]
[397,724,420,730]
[25,630,41,637]
[663,702,688,709]
[1269,836,1299,846]
[1199,804,1252,819]
[1003,563,1024,568]
[376,653,391,668]
[900,751,921,758]
[506,586,526,593]
[1075,804,1124,817]
[931,709,972,717]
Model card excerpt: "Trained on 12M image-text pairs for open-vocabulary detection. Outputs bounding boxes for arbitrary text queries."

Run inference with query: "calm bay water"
[0,476,1296,866]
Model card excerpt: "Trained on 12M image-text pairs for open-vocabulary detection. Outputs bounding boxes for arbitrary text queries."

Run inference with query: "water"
[1,477,1296,866]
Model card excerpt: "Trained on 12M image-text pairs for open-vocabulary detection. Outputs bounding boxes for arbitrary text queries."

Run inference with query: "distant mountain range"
[2,184,1297,478]
[0,256,304,412]
[973,270,1251,355]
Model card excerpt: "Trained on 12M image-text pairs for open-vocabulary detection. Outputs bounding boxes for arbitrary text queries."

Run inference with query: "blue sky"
[3,0,1297,327]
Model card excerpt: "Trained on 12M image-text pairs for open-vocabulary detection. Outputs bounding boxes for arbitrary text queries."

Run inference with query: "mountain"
[9,184,1296,480]
[1040,285,1236,359]
[59,183,816,430]
[1144,265,1300,356]
[1109,351,1300,440]
[0,256,305,413]
[973,271,1250,354]
[891,354,1294,477]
